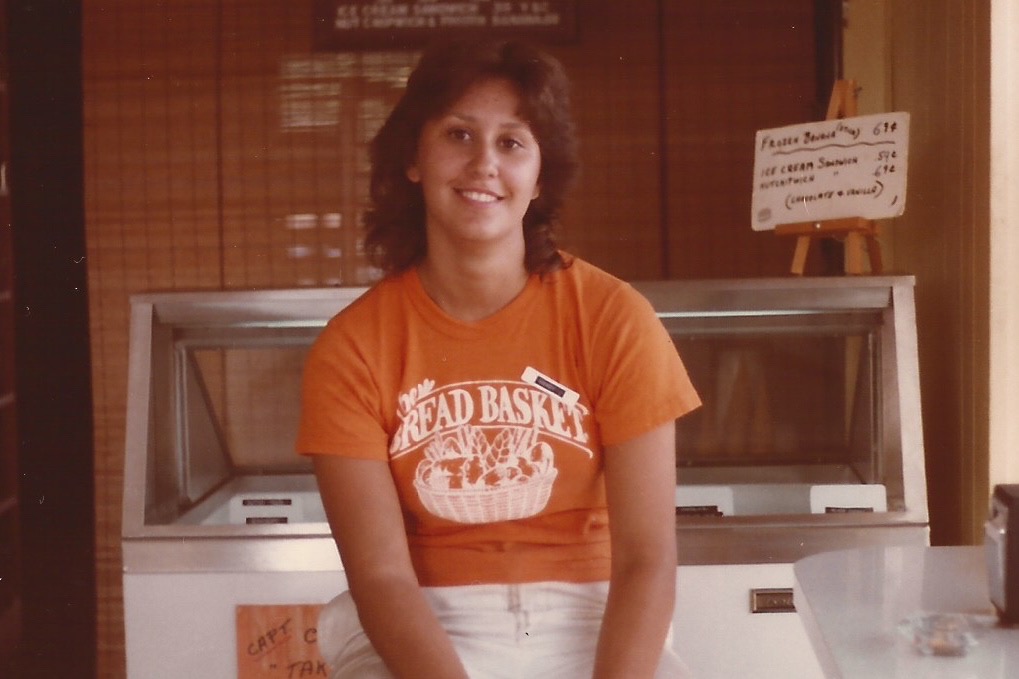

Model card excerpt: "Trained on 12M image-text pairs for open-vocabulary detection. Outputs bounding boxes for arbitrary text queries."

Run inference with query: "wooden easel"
[775,80,883,275]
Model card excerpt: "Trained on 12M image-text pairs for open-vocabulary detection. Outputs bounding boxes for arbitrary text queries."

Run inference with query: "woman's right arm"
[313,454,470,679]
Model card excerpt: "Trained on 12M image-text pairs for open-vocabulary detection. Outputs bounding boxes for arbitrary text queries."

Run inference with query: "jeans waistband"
[422,580,610,614]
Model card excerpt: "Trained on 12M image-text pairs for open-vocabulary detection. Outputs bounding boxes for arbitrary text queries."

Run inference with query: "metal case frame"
[122,276,928,573]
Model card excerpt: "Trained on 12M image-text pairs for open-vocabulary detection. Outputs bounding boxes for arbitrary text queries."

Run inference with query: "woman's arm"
[313,455,470,679]
[593,421,679,679]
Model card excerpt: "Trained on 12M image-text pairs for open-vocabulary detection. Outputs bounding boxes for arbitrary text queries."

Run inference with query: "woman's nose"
[468,142,498,176]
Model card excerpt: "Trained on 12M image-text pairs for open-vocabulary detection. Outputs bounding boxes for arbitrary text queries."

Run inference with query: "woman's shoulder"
[327,271,410,325]
[551,253,649,308]
[313,272,414,355]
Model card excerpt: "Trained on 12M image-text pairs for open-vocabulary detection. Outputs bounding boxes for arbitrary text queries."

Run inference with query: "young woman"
[297,38,700,679]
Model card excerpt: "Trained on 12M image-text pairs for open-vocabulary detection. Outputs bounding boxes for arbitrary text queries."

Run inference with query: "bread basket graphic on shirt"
[413,423,558,524]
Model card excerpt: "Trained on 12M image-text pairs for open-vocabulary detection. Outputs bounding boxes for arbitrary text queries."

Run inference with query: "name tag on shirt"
[521,366,580,408]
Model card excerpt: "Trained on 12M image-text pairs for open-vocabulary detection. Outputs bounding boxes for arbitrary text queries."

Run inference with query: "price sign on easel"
[751,111,910,232]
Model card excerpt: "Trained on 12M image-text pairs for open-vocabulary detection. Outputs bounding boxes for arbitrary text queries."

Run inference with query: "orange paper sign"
[236,604,330,679]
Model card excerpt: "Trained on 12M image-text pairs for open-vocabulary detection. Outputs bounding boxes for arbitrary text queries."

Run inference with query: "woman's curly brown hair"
[363,38,579,276]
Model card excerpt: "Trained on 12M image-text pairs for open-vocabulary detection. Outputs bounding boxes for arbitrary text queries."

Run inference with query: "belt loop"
[507,583,521,613]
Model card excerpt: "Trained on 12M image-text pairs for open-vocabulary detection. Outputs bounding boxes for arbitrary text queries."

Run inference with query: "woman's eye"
[500,137,529,151]
[447,128,471,142]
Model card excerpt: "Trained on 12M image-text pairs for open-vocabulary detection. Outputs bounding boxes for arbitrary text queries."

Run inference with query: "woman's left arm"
[593,420,679,679]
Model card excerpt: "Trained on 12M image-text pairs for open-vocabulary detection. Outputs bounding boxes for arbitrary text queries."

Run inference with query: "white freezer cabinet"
[121,288,369,679]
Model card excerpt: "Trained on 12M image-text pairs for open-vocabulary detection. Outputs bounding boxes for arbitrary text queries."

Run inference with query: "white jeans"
[317,581,693,679]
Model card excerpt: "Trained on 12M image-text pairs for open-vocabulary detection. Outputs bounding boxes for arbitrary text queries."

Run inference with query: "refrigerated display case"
[121,275,927,678]
[121,288,366,679]
[641,275,928,679]
[650,275,929,565]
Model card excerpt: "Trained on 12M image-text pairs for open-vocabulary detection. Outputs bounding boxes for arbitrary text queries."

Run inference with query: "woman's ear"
[406,164,421,183]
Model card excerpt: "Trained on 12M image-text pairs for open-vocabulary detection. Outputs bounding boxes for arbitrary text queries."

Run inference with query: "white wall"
[989,0,1019,488]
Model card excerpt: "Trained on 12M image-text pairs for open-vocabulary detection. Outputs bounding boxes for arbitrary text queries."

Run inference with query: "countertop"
[794,545,1018,678]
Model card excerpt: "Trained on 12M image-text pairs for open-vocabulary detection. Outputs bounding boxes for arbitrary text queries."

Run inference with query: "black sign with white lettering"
[313,0,578,50]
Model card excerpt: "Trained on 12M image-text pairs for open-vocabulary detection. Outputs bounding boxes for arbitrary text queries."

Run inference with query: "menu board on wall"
[750,112,910,231]
[313,0,578,50]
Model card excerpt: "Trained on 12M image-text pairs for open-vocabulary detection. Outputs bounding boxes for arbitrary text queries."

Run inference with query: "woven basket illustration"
[414,467,558,524]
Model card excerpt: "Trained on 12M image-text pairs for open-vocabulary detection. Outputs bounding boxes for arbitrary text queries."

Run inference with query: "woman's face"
[407,77,541,256]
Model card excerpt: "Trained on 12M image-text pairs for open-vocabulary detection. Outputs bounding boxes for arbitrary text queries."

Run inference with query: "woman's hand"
[593,421,679,679]
[313,455,470,679]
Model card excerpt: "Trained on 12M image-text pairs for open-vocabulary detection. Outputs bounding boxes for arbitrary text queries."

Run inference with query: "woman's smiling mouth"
[458,189,501,203]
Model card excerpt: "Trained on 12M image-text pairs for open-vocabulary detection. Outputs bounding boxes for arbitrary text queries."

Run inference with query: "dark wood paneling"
[663,0,826,279]
[550,0,665,280]
[0,0,16,635]
[886,1,991,546]
[8,1,94,677]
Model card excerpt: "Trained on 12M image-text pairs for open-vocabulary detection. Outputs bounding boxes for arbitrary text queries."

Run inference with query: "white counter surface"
[794,545,1018,679]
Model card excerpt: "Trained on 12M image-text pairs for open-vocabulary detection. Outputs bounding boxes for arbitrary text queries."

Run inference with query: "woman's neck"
[417,249,529,323]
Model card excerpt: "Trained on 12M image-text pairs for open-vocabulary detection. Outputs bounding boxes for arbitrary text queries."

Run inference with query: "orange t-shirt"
[297,256,700,586]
